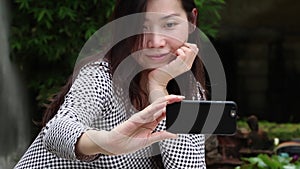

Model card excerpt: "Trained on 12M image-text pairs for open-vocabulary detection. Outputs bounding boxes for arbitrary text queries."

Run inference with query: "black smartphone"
[166,100,238,135]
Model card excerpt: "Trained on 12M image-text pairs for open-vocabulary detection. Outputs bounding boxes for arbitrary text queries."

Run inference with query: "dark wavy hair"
[42,0,206,128]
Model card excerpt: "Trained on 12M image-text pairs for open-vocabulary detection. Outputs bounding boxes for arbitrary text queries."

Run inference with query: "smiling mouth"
[146,53,169,60]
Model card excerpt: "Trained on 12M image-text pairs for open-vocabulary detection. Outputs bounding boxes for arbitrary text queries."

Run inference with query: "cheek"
[168,39,183,51]
[166,28,189,49]
[166,33,188,51]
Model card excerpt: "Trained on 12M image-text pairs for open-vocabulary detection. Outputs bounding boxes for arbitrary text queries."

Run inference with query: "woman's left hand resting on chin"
[148,43,199,102]
[76,95,184,156]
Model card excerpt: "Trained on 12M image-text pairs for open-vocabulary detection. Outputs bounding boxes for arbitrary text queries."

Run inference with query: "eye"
[164,22,178,29]
[143,25,150,32]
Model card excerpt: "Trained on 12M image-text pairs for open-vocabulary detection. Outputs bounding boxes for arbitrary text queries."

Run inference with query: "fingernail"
[178,95,185,99]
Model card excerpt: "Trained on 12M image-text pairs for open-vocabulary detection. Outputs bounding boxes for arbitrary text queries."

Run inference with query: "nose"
[146,33,166,48]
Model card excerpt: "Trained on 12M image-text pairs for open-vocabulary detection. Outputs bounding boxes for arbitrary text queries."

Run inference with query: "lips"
[146,53,169,60]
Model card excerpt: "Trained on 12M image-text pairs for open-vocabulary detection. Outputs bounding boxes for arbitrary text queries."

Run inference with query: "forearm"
[148,85,168,103]
[76,131,113,156]
[147,66,172,103]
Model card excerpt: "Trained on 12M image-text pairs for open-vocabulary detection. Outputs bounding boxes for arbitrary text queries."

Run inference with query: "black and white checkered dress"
[15,61,206,169]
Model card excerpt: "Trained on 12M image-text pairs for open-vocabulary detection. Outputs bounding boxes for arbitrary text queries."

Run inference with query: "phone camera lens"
[230,110,236,118]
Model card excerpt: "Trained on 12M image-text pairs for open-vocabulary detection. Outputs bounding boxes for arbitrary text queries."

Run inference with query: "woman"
[15,0,207,168]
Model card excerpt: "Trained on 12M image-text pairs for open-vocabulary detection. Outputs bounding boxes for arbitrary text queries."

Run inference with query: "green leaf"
[15,0,30,10]
[58,7,76,20]
[37,10,45,22]
[258,154,282,169]
[244,157,267,168]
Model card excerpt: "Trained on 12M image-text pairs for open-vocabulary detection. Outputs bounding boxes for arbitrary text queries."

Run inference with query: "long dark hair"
[42,0,206,126]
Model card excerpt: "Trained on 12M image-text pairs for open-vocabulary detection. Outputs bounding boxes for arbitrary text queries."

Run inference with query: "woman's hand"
[78,95,184,156]
[148,43,199,102]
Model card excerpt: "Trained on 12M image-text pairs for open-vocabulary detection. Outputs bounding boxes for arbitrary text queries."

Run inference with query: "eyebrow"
[160,13,181,20]
[145,13,181,22]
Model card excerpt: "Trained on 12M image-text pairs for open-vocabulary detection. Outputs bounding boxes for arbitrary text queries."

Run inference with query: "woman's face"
[132,0,192,69]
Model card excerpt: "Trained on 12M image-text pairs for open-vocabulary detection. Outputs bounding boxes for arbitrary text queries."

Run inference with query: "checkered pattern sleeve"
[42,61,111,161]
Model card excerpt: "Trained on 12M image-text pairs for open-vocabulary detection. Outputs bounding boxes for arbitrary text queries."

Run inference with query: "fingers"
[153,109,166,121]
[155,94,185,103]
[151,95,185,121]
[164,94,185,104]
[129,95,184,124]
[176,43,198,58]
[174,43,198,71]
[183,43,198,53]
[148,131,178,144]
[176,48,185,57]
[154,95,185,106]
[129,101,166,124]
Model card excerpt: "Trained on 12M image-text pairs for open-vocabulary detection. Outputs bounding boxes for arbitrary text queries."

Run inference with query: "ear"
[189,8,198,33]
[191,8,198,25]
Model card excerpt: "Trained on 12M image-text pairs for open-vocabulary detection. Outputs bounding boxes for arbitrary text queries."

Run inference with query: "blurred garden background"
[1,0,300,168]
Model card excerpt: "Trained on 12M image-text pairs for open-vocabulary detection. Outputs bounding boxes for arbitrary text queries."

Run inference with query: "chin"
[144,62,168,69]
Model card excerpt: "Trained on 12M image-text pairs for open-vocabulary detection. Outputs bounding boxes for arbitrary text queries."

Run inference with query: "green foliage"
[10,0,225,117]
[10,0,116,109]
[235,154,300,169]
[237,120,300,169]
[195,0,225,37]
[238,120,300,141]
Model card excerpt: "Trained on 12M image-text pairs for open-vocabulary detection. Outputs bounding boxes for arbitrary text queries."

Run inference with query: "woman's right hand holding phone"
[76,95,184,156]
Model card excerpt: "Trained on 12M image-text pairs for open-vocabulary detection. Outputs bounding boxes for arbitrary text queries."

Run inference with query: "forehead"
[145,0,187,21]
[146,0,185,14]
